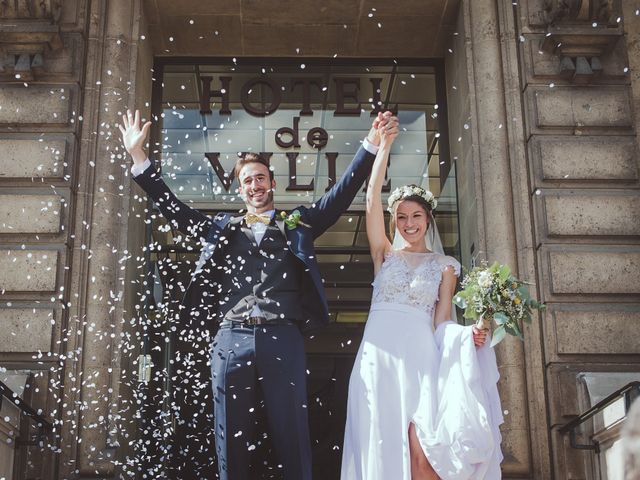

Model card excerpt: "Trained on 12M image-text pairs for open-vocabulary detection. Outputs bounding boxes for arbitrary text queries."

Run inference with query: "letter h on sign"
[200,76,232,114]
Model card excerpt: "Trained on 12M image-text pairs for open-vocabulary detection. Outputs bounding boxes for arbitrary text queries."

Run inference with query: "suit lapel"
[228,215,244,227]
[241,224,257,244]
[227,214,257,244]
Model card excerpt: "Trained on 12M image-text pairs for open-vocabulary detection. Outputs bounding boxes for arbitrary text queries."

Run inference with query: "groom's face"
[238,162,276,213]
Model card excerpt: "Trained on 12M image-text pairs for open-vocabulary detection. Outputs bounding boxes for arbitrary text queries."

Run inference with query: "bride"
[341,116,504,479]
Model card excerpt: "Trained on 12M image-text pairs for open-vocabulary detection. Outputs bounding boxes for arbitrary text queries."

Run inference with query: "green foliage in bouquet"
[453,261,545,347]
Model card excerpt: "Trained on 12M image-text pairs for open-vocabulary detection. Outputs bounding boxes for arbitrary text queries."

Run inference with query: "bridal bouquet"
[453,262,545,347]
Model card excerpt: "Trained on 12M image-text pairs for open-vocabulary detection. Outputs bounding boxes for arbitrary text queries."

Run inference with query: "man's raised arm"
[306,112,398,238]
[120,109,210,239]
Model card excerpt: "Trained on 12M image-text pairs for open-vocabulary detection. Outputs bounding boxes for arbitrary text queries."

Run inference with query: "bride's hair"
[388,188,432,240]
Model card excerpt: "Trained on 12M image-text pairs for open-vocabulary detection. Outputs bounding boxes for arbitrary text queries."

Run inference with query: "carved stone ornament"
[0,0,64,80]
[541,0,621,81]
[543,0,614,25]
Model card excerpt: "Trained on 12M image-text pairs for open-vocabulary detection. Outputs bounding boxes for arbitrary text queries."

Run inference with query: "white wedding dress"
[341,250,504,480]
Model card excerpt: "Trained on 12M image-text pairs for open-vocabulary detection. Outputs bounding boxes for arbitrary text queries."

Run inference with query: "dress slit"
[408,420,440,479]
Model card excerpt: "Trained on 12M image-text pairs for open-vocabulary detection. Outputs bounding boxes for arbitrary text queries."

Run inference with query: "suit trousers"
[211,324,312,480]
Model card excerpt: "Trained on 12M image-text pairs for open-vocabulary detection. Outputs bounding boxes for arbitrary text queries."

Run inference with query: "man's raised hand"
[378,114,399,146]
[119,109,151,166]
[368,111,395,146]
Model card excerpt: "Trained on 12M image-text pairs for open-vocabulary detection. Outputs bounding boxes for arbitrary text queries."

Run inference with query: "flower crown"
[387,185,437,213]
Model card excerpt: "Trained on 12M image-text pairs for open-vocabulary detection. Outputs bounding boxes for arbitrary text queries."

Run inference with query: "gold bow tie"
[244,212,272,226]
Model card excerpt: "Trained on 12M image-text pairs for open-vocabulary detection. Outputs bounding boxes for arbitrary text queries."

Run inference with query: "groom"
[120,109,398,479]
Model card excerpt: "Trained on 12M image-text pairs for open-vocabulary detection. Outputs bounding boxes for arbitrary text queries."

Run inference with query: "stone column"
[495,0,554,476]
[466,0,533,475]
[56,0,151,477]
[623,0,640,141]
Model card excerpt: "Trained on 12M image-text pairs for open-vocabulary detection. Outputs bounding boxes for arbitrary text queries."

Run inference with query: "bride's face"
[394,200,429,246]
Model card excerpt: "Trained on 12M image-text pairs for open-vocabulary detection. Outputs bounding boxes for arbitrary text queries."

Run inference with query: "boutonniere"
[280,209,311,230]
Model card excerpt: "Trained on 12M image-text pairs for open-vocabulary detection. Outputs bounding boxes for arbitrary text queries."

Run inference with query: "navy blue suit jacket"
[133,145,376,332]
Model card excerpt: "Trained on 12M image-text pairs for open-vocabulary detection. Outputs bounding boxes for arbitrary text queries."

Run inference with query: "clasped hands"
[371,111,400,145]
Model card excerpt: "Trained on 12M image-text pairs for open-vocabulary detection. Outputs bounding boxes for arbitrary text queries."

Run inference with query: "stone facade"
[449,1,640,477]
[0,0,150,478]
[0,0,638,478]
[517,0,640,478]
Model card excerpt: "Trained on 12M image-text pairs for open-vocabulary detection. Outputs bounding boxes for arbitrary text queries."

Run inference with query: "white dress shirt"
[249,209,275,246]
[248,209,274,317]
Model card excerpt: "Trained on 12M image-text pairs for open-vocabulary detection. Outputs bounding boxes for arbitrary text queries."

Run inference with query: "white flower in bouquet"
[477,270,493,290]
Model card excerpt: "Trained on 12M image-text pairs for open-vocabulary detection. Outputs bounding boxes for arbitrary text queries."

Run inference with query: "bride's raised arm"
[366,114,399,274]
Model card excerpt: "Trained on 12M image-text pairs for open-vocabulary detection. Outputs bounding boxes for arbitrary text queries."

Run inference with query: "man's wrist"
[366,126,380,146]
[130,148,147,165]
[131,158,152,177]
[362,138,379,155]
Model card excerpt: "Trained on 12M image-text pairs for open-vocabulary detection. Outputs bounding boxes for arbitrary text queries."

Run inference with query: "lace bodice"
[371,250,461,317]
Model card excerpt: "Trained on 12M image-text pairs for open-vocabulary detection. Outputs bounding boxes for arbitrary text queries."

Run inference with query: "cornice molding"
[543,0,614,25]
[0,0,64,81]
[540,0,622,81]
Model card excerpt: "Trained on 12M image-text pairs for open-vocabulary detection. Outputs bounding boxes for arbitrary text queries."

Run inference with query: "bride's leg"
[408,423,440,480]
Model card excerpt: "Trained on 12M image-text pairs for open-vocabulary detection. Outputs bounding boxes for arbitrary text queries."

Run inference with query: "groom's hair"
[234,153,274,181]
